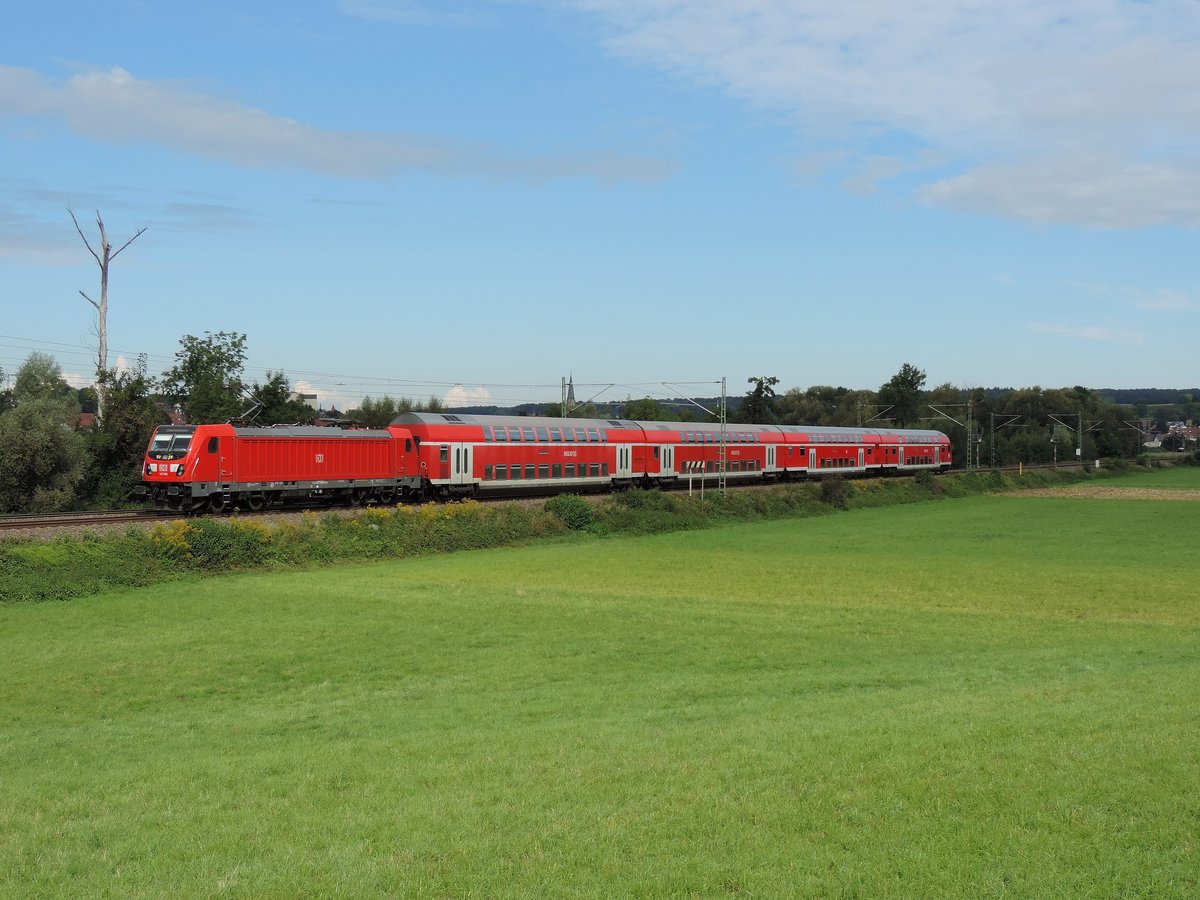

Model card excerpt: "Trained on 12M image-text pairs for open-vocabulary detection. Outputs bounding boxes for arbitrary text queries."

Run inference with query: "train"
[137,412,953,513]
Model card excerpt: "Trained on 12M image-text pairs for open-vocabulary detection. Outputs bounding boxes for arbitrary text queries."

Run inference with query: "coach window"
[536,428,549,442]
[207,437,219,453]
[523,427,536,442]
[588,429,600,442]
[653,447,660,460]
[484,465,494,480]
[440,446,449,463]
[524,464,536,479]
[565,464,575,477]
[493,427,507,442]
[482,426,492,442]
[552,464,562,478]
[538,464,549,479]
[550,428,562,442]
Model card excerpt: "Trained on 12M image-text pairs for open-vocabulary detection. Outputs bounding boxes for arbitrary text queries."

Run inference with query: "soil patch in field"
[1018,486,1200,501]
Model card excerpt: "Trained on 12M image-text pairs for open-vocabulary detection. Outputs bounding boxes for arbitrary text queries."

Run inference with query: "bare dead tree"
[70,208,146,422]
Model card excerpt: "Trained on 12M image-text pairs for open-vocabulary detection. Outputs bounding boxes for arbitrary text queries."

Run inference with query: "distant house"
[75,412,98,430]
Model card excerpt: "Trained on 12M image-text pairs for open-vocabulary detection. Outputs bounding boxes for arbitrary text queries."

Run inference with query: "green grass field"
[1093,465,1200,489]
[2,493,1198,897]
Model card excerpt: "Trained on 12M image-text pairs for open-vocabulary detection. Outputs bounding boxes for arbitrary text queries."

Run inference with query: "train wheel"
[349,488,367,506]
[245,492,267,512]
[208,494,227,514]
[377,487,396,505]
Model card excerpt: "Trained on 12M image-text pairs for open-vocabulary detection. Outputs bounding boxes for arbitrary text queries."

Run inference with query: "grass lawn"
[2,495,1197,897]
[1095,465,1200,489]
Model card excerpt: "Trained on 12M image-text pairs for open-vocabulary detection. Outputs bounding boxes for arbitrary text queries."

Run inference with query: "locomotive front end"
[138,424,199,510]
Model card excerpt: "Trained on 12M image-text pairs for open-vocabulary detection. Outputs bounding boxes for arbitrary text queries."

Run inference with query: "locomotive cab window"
[207,437,219,453]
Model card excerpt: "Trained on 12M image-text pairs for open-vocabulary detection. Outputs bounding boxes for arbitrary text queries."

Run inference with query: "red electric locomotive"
[138,422,421,512]
[139,413,951,512]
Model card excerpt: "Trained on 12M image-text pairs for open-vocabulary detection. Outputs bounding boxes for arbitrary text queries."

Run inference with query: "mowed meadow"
[2,472,1198,896]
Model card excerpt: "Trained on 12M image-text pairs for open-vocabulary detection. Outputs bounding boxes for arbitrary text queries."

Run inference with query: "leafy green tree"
[246,371,318,425]
[83,356,168,505]
[739,375,779,424]
[878,363,927,427]
[347,395,419,428]
[13,352,78,406]
[0,365,11,414]
[159,331,248,423]
[0,354,86,512]
[621,397,669,421]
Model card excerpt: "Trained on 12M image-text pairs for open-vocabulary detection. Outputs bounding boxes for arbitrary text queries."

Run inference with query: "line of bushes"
[0,463,1122,604]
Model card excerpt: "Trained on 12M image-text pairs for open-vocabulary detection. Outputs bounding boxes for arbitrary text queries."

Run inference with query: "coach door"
[858,448,865,469]
[451,443,474,486]
[616,445,633,479]
[766,445,776,473]
[808,448,816,473]
[658,444,674,476]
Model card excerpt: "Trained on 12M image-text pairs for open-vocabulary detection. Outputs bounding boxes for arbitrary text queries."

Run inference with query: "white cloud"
[919,155,1200,228]
[61,370,94,389]
[569,0,1200,227]
[443,385,493,408]
[292,379,356,412]
[1028,322,1145,345]
[0,64,674,185]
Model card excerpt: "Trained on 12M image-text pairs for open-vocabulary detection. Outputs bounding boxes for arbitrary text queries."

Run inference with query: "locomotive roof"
[231,425,393,439]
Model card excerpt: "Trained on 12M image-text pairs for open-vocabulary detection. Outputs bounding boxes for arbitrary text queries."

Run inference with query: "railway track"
[0,510,182,532]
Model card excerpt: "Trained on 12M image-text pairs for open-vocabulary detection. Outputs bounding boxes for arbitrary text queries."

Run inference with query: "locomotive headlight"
[176,464,186,476]
[145,463,153,476]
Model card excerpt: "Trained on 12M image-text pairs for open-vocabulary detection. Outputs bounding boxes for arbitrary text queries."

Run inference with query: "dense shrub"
[544,494,596,531]
[820,475,848,509]
[1,464,1135,605]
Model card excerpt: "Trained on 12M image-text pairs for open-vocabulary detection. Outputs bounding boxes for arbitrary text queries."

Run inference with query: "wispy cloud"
[0,64,674,185]
[569,0,1200,228]
[1028,322,1145,345]
[1067,280,1200,313]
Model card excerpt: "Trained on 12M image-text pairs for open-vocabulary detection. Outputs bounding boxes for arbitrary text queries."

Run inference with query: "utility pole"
[989,413,1023,468]
[661,379,729,494]
[719,377,728,493]
[927,400,970,469]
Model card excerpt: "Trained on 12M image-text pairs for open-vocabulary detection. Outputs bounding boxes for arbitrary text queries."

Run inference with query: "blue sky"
[2,0,1198,411]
